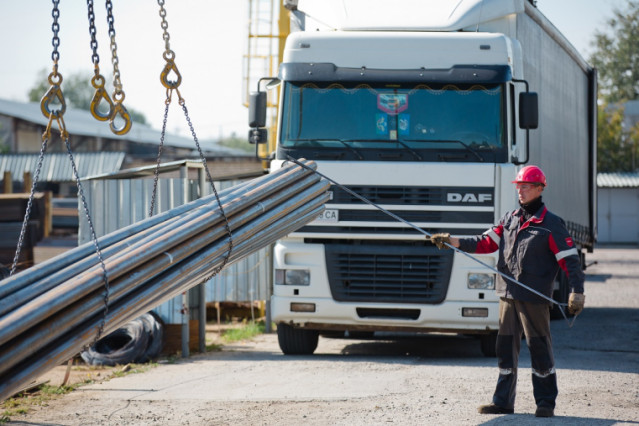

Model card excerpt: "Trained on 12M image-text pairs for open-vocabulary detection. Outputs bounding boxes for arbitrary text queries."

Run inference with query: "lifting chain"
[105,0,132,135]
[86,0,114,122]
[151,0,233,279]
[12,0,111,346]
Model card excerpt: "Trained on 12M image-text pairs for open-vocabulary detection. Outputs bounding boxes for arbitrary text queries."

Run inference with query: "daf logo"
[447,192,492,203]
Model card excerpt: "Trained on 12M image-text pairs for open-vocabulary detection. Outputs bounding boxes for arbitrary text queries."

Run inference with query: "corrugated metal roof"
[0,152,125,183]
[0,98,247,156]
[85,159,264,181]
[597,172,639,188]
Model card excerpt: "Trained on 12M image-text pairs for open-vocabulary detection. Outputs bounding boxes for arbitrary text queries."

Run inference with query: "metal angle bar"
[0,164,319,345]
[127,208,326,328]
[0,178,327,374]
[0,166,313,316]
[174,209,326,295]
[0,200,327,401]
[0,180,249,301]
[0,159,315,298]
[144,193,329,296]
[145,198,329,303]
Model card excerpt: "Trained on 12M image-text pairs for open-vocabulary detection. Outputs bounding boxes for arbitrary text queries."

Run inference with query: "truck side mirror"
[519,92,538,129]
[248,91,267,128]
[248,128,268,145]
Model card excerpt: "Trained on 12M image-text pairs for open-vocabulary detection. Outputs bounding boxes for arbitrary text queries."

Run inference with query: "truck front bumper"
[271,295,499,334]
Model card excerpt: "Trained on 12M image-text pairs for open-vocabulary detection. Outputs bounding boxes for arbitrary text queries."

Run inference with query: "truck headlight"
[275,269,310,286]
[467,273,495,290]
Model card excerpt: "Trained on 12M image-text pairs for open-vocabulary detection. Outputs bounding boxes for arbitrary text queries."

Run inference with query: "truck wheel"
[277,323,319,355]
[346,330,374,339]
[480,333,497,357]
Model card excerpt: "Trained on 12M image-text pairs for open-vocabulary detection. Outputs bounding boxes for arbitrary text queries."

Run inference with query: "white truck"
[249,0,597,356]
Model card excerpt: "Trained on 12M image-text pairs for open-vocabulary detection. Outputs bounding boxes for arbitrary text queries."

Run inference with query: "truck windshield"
[278,81,506,162]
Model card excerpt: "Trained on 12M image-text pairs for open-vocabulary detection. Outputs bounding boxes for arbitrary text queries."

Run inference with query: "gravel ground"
[9,246,639,425]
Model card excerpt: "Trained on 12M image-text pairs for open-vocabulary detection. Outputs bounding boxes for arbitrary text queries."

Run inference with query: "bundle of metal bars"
[0,159,328,401]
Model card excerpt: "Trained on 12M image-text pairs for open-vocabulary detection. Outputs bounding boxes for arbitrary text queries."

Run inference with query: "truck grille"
[325,243,453,304]
[331,185,493,206]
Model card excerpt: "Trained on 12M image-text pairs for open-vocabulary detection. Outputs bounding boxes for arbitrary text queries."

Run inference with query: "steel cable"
[285,155,576,327]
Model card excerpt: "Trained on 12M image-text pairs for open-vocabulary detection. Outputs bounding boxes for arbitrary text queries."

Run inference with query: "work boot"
[535,406,554,417]
[478,403,514,414]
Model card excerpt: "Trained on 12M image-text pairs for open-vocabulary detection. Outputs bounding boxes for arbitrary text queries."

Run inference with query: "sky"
[0,0,626,143]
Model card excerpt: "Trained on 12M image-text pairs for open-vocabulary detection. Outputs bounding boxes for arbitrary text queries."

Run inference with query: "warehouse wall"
[597,187,639,244]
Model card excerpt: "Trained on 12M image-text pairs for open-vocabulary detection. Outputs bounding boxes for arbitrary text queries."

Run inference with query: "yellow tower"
[244,0,290,167]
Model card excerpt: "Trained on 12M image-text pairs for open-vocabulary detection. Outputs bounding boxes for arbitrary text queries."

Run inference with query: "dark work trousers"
[492,298,558,410]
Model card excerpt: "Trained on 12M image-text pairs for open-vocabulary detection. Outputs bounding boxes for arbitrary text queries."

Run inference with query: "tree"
[589,1,639,104]
[597,104,639,172]
[589,1,639,172]
[217,132,253,153]
[0,122,8,154]
[28,69,148,125]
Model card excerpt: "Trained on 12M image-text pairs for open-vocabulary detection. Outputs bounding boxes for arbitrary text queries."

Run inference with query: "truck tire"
[480,333,497,357]
[277,323,319,355]
[346,330,374,339]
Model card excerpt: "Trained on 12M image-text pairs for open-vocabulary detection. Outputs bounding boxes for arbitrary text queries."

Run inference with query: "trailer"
[249,0,597,356]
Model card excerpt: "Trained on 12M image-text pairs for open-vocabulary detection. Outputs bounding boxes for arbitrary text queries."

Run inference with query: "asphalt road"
[12,246,639,425]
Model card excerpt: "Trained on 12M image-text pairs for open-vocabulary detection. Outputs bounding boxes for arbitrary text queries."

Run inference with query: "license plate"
[314,208,339,223]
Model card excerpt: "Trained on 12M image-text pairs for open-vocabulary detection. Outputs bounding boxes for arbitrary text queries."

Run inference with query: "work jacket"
[458,204,585,304]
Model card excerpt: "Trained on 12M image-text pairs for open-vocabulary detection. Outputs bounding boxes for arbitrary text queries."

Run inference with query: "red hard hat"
[512,165,547,186]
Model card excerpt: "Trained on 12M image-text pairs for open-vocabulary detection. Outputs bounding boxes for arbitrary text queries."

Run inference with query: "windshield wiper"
[343,139,423,161]
[404,139,484,162]
[289,138,364,160]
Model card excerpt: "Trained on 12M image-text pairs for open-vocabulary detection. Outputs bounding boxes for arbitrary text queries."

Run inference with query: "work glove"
[568,292,585,315]
[430,233,451,250]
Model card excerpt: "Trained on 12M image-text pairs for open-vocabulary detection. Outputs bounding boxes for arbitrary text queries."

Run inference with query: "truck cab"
[249,0,596,356]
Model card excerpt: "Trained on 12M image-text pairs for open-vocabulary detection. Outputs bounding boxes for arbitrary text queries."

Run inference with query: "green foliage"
[128,108,148,125]
[0,383,76,422]
[217,132,253,153]
[221,320,265,342]
[27,68,147,124]
[597,104,639,172]
[0,121,8,154]
[589,1,639,103]
[588,1,639,172]
[206,342,224,352]
[27,69,52,104]
[0,363,156,422]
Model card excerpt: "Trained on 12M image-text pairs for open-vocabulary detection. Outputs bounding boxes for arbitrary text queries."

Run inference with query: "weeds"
[1,320,266,423]
[221,320,265,343]
[0,363,155,423]
[206,342,224,352]
[1,383,76,423]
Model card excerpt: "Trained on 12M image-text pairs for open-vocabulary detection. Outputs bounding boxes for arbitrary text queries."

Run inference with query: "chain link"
[14,0,112,345]
[149,100,169,217]
[153,0,233,278]
[104,0,131,135]
[86,0,114,122]
[157,0,174,59]
[181,100,234,277]
[14,0,62,275]
[105,0,122,96]
[51,0,61,64]
[86,0,99,65]
[10,119,52,276]
[63,133,111,344]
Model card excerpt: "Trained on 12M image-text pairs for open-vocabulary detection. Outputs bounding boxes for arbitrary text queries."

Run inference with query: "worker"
[430,165,585,418]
